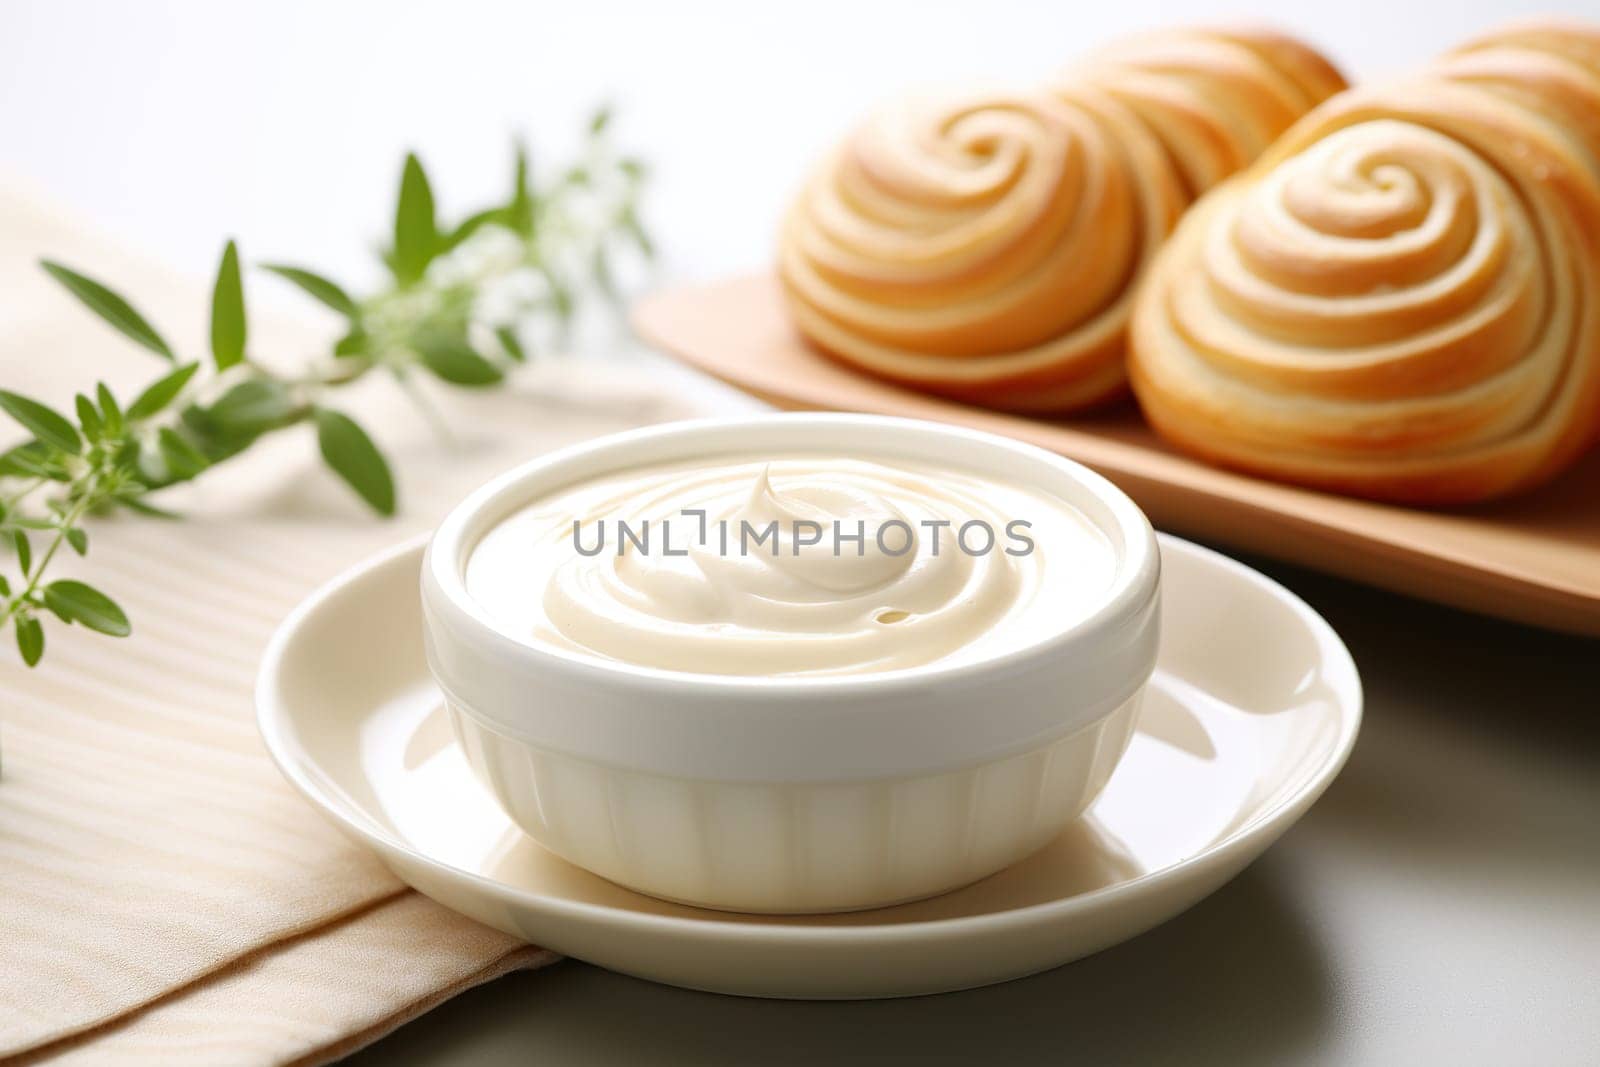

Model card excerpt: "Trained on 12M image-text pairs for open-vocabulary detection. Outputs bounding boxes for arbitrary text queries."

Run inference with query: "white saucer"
[256,534,1360,999]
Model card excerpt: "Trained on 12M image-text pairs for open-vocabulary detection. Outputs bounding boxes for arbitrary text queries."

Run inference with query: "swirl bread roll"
[1129,22,1600,503]
[779,30,1345,413]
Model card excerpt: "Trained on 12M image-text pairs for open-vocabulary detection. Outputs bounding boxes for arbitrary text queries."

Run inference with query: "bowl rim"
[423,412,1160,697]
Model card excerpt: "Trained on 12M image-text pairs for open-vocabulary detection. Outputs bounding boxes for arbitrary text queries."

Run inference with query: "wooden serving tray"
[634,274,1600,638]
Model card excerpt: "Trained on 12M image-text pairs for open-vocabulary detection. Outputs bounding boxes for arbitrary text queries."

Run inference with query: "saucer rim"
[256,532,1362,945]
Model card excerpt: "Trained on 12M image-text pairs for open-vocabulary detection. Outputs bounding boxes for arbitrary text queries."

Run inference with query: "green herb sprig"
[1,109,650,667]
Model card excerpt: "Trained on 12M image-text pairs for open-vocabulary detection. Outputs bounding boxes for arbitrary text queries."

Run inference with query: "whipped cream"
[465,456,1116,676]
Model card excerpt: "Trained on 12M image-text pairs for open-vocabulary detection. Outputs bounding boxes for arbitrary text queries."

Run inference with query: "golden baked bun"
[1129,22,1600,503]
[1066,28,1348,195]
[779,30,1346,412]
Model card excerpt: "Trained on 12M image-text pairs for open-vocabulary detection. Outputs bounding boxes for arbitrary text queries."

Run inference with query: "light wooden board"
[633,274,1600,638]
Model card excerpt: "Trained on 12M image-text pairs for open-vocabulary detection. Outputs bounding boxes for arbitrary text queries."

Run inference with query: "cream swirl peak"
[465,456,1116,677]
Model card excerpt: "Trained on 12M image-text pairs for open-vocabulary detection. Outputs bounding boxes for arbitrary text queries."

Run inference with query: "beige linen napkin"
[0,179,704,1064]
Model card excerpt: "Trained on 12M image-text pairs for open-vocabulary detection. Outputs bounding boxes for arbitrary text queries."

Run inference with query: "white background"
[8,0,1599,293]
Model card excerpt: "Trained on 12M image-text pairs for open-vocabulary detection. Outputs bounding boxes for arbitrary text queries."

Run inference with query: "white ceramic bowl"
[421,414,1160,913]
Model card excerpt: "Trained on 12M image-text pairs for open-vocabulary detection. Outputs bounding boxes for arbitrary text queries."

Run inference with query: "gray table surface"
[346,548,1600,1066]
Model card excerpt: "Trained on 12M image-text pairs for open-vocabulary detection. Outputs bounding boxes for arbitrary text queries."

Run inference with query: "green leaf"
[0,572,9,596]
[314,409,395,516]
[589,104,612,135]
[0,390,82,454]
[157,427,209,481]
[174,406,232,461]
[65,526,88,555]
[110,438,140,471]
[0,441,71,481]
[508,141,534,233]
[16,614,43,666]
[442,207,505,253]
[261,263,356,317]
[415,329,503,386]
[495,325,527,363]
[12,530,31,574]
[333,327,369,358]
[75,393,103,442]
[206,378,299,431]
[117,495,180,520]
[43,579,131,637]
[392,153,437,286]
[97,383,124,437]
[210,240,248,370]
[127,362,200,420]
[40,260,174,360]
